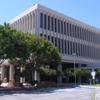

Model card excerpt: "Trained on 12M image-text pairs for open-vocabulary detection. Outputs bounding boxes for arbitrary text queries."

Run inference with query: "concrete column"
[20,67,23,83]
[1,66,5,80]
[9,65,14,82]
[34,71,37,80]
[20,67,25,83]
[57,64,62,83]
[78,64,81,84]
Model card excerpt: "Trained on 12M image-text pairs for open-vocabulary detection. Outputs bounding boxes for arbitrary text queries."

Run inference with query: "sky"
[0,0,100,29]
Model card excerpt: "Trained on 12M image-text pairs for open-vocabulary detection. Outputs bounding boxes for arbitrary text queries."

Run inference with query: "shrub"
[29,80,39,86]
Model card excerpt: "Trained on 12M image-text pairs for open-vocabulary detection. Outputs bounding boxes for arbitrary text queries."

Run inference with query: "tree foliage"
[37,67,57,76]
[0,22,61,80]
[57,70,64,77]
[74,68,85,76]
[84,70,91,75]
[97,69,100,75]
[64,69,73,77]
[0,23,31,66]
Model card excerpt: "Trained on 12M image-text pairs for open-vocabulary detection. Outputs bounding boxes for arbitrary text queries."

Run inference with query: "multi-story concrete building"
[0,4,100,83]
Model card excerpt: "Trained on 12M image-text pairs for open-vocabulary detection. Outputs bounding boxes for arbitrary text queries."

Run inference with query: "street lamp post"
[72,53,76,86]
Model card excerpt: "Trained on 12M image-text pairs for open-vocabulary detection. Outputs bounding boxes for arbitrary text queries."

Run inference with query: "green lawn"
[81,84,100,87]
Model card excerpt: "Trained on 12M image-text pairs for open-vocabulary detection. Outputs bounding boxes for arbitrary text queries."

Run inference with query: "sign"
[92,68,94,72]
[91,72,96,76]
[91,69,96,79]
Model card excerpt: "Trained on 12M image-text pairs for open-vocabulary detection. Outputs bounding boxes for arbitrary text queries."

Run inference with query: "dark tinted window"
[58,38,60,52]
[55,37,57,47]
[40,13,43,28]
[65,40,66,54]
[64,22,66,35]
[61,21,63,34]
[67,23,69,36]
[51,17,53,31]
[58,19,60,33]
[48,16,50,30]
[51,37,53,43]
[62,39,63,53]
[67,41,69,54]
[44,14,46,29]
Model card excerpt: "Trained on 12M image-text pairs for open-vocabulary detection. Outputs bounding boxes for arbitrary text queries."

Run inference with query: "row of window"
[40,13,100,45]
[42,35,100,60]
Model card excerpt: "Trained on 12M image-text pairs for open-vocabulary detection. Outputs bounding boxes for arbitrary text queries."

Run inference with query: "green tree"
[84,70,91,76]
[28,37,61,80]
[0,23,31,67]
[97,69,100,75]
[37,67,57,83]
[64,69,73,77]
[0,23,61,81]
[57,70,64,77]
[74,68,86,84]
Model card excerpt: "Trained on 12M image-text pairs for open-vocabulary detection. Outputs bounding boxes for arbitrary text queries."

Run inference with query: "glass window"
[51,17,53,31]
[48,36,50,40]
[55,37,57,47]
[62,39,63,53]
[40,13,43,28]
[48,16,50,30]
[70,41,72,55]
[58,38,60,52]
[75,26,77,38]
[44,14,46,29]
[58,19,60,33]
[67,23,69,36]
[51,37,53,43]
[61,21,63,34]
[73,42,75,54]
[67,41,69,54]
[65,40,66,54]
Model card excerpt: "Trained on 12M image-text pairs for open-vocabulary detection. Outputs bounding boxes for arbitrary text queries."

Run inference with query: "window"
[55,37,57,47]
[64,22,66,35]
[67,23,69,36]
[48,16,50,30]
[62,39,63,53]
[70,41,72,54]
[44,14,46,29]
[58,38,60,52]
[40,13,43,28]
[75,26,77,38]
[65,40,66,54]
[48,36,50,40]
[58,19,60,33]
[51,37,53,43]
[61,21,63,34]
[72,25,74,37]
[73,42,75,54]
[69,24,71,36]
[51,17,53,31]
[67,41,69,54]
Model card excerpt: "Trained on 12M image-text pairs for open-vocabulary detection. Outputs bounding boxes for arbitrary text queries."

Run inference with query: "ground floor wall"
[0,62,99,85]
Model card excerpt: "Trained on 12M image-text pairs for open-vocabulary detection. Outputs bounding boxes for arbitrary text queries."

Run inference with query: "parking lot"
[0,87,100,100]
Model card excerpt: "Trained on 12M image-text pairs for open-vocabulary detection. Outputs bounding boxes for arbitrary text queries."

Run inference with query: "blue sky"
[0,0,100,29]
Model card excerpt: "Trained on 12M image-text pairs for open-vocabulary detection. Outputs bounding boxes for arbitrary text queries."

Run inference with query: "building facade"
[1,4,100,83]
